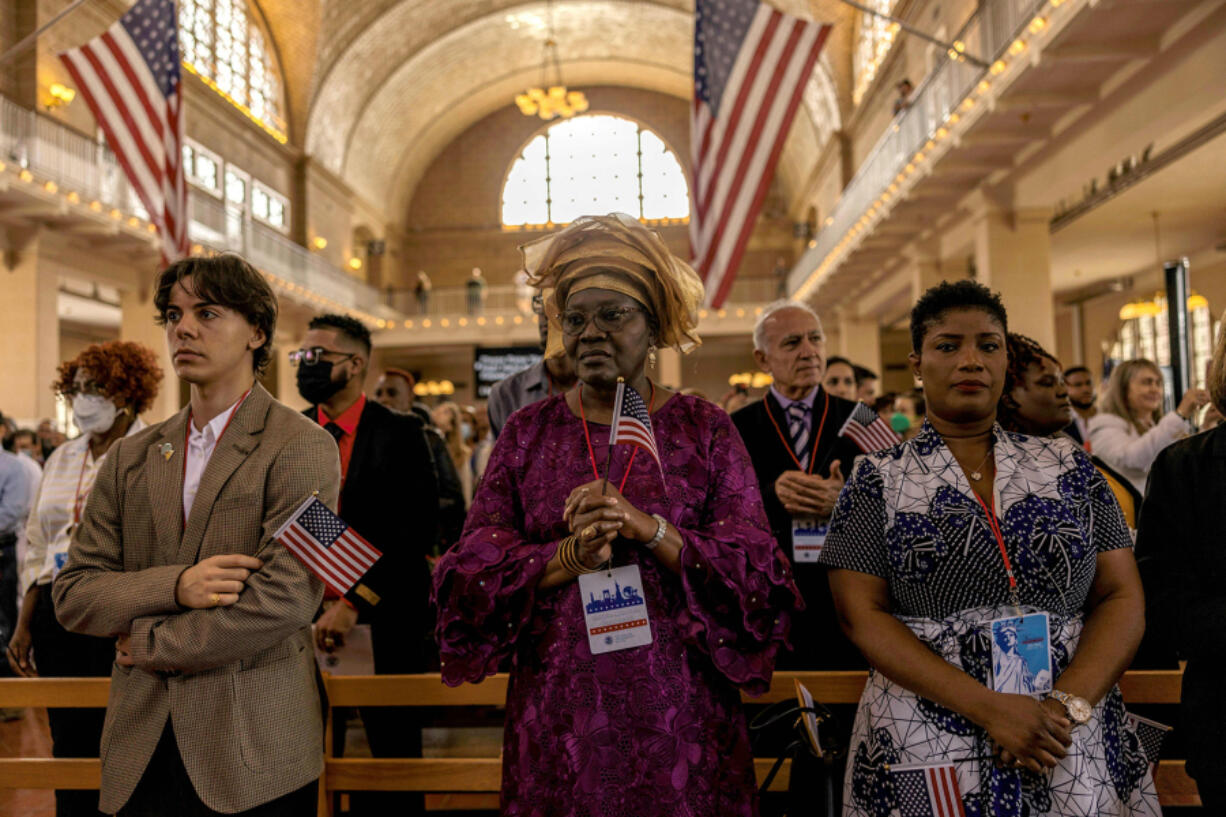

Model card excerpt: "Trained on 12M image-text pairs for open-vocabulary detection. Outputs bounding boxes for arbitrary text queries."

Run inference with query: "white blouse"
[21,419,144,595]
[1087,410,1189,496]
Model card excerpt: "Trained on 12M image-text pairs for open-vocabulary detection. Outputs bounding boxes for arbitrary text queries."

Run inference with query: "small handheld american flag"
[838,402,902,453]
[610,380,663,480]
[1125,712,1172,770]
[889,762,966,817]
[274,496,382,597]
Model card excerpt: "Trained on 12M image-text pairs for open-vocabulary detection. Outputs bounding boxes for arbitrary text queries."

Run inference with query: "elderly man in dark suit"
[54,256,340,816]
[731,301,864,671]
[296,314,439,817]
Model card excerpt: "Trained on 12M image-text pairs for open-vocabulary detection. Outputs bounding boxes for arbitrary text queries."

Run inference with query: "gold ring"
[324,636,336,649]
[581,525,597,540]
[210,593,221,605]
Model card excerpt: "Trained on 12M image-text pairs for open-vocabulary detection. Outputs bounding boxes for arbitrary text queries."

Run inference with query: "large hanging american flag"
[890,762,967,817]
[59,0,188,266]
[275,496,382,597]
[690,0,831,308]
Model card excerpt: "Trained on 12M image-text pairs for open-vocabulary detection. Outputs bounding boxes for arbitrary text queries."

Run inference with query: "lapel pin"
[159,442,175,461]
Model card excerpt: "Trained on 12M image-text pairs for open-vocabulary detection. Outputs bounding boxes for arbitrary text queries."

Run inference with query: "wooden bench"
[0,670,1199,812]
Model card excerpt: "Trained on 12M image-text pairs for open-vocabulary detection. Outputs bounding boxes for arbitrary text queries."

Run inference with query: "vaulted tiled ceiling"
[289,0,855,220]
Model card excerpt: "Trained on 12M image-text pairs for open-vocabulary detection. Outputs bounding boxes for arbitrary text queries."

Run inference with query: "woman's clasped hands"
[982,693,1073,774]
[562,480,655,570]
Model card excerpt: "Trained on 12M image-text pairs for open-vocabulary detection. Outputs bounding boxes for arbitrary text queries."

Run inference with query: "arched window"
[179,0,287,143]
[852,1,900,106]
[501,114,690,228]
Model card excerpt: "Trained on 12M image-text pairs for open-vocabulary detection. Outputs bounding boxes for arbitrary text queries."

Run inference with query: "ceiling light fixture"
[515,0,588,120]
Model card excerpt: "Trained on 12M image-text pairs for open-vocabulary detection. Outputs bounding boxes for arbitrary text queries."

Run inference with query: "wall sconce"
[46,83,76,110]
[347,257,362,271]
[728,372,774,389]
[413,380,456,397]
[311,236,328,251]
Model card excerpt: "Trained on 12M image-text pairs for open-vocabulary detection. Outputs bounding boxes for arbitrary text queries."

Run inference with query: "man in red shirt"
[294,314,438,817]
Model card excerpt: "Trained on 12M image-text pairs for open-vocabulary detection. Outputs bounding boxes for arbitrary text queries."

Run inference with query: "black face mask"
[297,361,345,405]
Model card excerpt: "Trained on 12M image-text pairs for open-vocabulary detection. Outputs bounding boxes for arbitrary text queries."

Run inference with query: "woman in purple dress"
[433,214,801,816]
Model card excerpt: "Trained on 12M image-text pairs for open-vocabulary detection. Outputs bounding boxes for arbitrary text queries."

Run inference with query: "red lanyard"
[971,490,1021,605]
[183,389,251,526]
[578,381,656,494]
[72,446,94,526]
[765,390,830,474]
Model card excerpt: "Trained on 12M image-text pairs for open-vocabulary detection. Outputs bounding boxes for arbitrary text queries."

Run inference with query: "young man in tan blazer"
[54,256,341,816]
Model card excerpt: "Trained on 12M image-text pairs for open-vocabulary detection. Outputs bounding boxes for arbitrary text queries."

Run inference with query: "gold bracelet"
[558,535,598,576]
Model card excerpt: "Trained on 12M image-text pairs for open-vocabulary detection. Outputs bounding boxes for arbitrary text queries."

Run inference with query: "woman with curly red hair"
[7,340,161,817]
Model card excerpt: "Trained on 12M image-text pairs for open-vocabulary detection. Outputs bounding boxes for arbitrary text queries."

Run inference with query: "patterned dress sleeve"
[818,454,890,578]
[431,413,555,686]
[672,410,803,696]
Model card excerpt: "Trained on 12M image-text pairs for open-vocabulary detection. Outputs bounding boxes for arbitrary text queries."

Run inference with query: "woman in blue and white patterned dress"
[818,280,1159,817]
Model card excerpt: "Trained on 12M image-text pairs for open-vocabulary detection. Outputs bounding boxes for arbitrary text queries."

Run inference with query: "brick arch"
[305,0,845,228]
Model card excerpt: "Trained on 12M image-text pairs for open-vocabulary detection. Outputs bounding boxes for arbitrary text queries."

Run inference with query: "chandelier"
[514,3,588,120]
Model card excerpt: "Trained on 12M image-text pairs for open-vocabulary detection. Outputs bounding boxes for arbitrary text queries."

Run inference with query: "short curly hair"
[998,333,1059,432]
[910,279,1008,354]
[54,341,162,413]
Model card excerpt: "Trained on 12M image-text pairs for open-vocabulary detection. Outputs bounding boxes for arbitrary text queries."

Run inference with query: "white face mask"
[72,394,119,435]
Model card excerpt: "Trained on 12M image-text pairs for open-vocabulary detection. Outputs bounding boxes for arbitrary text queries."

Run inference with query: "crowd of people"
[0,220,1222,816]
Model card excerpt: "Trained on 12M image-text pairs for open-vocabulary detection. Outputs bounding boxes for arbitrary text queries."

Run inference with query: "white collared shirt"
[21,419,144,594]
[184,396,245,521]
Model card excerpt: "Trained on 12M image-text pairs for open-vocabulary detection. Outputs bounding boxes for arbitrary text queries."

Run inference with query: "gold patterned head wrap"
[519,213,704,359]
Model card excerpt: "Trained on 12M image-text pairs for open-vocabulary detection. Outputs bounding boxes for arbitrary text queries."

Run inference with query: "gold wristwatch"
[1048,690,1092,725]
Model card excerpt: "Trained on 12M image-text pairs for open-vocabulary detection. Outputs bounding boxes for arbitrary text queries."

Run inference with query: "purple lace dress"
[433,393,801,817]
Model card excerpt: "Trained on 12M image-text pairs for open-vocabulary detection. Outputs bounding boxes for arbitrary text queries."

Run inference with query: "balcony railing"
[0,95,390,317]
[384,275,783,318]
[790,0,1047,292]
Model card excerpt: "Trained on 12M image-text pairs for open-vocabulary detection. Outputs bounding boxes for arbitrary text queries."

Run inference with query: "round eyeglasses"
[559,306,644,336]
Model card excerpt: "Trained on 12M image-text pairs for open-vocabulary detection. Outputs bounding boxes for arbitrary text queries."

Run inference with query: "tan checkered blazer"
[53,384,341,814]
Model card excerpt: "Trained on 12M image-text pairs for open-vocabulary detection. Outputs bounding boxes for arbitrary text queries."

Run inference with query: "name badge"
[49,550,69,580]
[989,612,1053,696]
[578,565,653,655]
[792,517,829,563]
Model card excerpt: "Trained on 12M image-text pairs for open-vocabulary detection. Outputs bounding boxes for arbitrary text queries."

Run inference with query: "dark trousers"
[30,587,113,817]
[0,537,16,662]
[337,707,424,816]
[1197,775,1226,811]
[334,622,425,816]
[118,721,317,817]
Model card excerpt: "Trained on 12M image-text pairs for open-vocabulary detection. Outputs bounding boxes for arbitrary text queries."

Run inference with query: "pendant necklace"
[966,444,994,482]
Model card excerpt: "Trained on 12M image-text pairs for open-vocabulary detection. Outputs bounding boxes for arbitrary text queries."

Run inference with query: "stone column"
[0,231,59,423]
[973,204,1055,350]
[653,347,683,391]
[119,274,180,424]
[837,313,882,376]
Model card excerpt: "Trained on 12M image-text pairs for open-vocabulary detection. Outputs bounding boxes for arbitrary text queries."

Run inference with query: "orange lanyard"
[971,490,1022,607]
[579,382,655,494]
[182,389,251,527]
[72,447,94,526]
[764,390,829,474]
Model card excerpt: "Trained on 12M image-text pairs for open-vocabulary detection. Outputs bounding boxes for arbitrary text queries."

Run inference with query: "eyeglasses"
[288,347,356,367]
[559,306,645,336]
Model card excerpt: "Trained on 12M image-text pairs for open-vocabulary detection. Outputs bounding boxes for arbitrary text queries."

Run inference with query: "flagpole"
[601,378,625,495]
[0,0,88,65]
